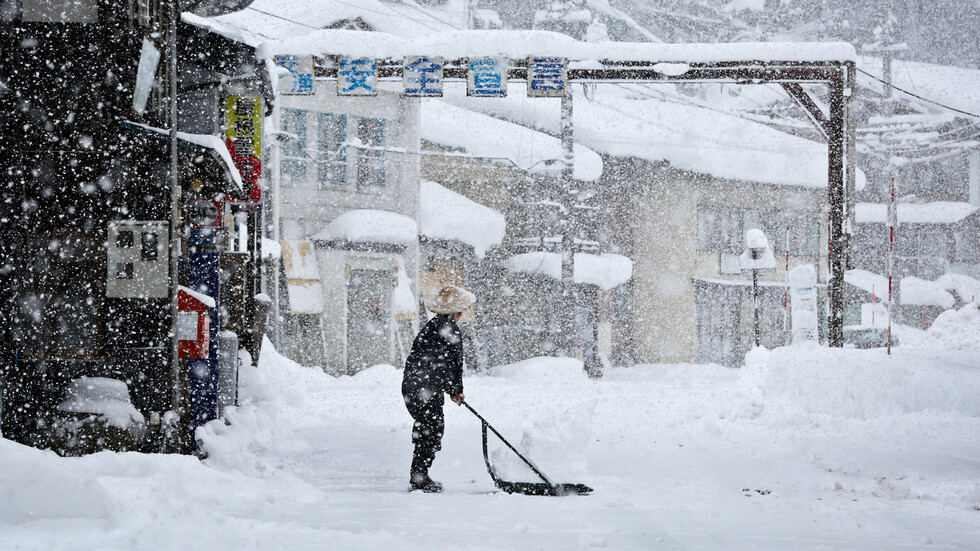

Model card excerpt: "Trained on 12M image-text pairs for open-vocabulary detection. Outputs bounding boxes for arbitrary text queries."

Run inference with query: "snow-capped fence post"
[742,229,776,348]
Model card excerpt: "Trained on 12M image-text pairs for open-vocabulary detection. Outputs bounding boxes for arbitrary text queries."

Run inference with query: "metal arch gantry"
[316,57,856,347]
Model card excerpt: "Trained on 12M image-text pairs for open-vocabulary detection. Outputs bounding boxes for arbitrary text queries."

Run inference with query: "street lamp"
[740,228,776,347]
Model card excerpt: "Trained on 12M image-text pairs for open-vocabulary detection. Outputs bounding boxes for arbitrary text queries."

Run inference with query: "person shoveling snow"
[401,285,476,493]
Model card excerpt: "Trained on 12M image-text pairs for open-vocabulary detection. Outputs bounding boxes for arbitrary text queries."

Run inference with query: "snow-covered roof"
[855,202,978,225]
[902,276,955,309]
[249,29,855,64]
[189,1,855,64]
[420,180,505,259]
[440,83,853,189]
[420,101,603,182]
[844,269,980,308]
[506,251,633,290]
[184,0,465,47]
[312,209,417,246]
[122,121,244,191]
[178,285,217,309]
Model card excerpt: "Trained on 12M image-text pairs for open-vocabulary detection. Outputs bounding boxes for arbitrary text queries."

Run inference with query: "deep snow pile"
[2,312,980,549]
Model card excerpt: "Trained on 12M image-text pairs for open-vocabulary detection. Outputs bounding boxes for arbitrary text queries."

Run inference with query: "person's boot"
[409,454,442,493]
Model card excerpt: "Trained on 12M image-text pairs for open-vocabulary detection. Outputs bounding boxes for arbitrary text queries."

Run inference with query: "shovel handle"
[462,400,555,488]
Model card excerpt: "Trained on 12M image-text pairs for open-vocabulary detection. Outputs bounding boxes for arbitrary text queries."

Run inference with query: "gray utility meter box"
[107,221,169,299]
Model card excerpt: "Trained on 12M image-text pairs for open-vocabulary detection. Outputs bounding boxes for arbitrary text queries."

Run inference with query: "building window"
[317,113,347,187]
[786,210,820,256]
[356,117,385,188]
[697,205,742,254]
[698,205,819,257]
[11,0,99,23]
[280,108,309,184]
[953,228,980,263]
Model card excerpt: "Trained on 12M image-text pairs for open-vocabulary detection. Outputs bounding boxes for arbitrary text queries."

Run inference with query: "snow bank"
[915,303,980,351]
[491,355,588,383]
[0,439,116,524]
[744,345,980,419]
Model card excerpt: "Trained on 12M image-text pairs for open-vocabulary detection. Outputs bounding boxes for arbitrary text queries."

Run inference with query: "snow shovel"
[462,401,592,496]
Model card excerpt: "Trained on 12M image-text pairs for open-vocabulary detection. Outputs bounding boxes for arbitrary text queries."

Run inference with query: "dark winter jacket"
[402,314,464,401]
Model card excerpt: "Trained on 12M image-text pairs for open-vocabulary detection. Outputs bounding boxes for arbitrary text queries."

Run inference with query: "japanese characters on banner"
[274,55,314,95]
[527,57,567,97]
[467,57,507,97]
[338,58,378,95]
[331,56,565,99]
[225,95,263,203]
[404,56,444,96]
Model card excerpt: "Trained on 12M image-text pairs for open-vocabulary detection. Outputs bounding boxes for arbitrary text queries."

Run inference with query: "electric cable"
[856,67,980,119]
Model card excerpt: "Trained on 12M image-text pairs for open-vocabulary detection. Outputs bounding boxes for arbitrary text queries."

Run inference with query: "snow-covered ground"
[3,305,980,550]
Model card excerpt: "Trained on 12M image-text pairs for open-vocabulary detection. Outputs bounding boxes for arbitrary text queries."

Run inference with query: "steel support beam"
[827,71,848,347]
[781,82,830,140]
[312,55,855,348]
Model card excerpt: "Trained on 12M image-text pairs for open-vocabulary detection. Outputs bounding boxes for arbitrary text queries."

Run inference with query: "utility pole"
[559,85,576,359]
[166,0,187,452]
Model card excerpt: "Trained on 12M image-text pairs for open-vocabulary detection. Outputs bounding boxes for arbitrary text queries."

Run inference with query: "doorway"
[346,269,392,374]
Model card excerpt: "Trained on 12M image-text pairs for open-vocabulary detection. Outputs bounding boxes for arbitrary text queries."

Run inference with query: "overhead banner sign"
[274,54,314,95]
[467,57,507,97]
[338,58,378,96]
[404,56,444,97]
[527,57,567,97]
[225,95,263,203]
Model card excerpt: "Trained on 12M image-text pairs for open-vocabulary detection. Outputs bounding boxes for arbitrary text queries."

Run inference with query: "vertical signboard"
[133,38,160,114]
[274,54,315,95]
[404,56,444,97]
[467,57,507,97]
[527,57,567,97]
[338,58,378,96]
[225,95,263,203]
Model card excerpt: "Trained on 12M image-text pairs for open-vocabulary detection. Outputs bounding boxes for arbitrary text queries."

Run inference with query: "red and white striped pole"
[887,175,896,355]
[783,214,790,345]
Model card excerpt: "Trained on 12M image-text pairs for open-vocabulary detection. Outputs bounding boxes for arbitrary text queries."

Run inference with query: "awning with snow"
[505,251,632,291]
[420,180,505,259]
[312,209,417,252]
[120,120,244,195]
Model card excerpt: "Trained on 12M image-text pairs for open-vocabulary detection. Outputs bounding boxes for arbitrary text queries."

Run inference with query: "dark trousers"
[403,387,445,481]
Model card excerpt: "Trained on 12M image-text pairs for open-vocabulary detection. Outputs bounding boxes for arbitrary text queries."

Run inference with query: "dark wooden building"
[0,0,271,453]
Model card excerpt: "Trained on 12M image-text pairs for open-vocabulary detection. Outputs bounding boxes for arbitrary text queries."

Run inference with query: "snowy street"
[4,306,980,550]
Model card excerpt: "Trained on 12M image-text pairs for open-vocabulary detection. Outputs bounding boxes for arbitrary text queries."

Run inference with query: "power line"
[857,67,980,119]
[245,6,320,31]
[246,1,448,35]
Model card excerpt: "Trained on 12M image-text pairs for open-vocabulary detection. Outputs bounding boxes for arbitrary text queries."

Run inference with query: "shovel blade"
[496,481,593,496]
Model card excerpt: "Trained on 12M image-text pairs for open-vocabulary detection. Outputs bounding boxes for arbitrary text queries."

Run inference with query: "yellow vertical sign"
[225,95,263,202]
